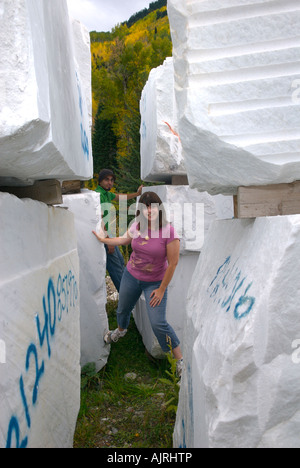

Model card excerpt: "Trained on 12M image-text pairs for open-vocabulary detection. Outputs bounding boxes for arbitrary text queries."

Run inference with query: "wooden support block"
[61,180,82,195]
[171,175,189,185]
[236,181,300,218]
[233,195,238,219]
[0,180,62,205]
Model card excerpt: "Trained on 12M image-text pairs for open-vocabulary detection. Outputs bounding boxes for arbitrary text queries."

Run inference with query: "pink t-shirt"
[127,222,180,282]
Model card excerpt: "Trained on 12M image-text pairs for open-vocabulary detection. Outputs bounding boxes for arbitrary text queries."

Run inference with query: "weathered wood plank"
[236,181,300,218]
[0,180,62,205]
[171,175,189,186]
[61,180,82,195]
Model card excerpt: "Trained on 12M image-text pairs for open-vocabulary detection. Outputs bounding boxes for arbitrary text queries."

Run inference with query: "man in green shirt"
[96,169,143,291]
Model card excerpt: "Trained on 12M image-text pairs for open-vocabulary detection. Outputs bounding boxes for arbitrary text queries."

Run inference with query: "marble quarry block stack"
[0,0,93,186]
[168,0,300,194]
[164,0,300,449]
[0,193,81,448]
[0,0,96,448]
[61,190,110,372]
[140,57,186,183]
[174,216,300,448]
[133,186,233,358]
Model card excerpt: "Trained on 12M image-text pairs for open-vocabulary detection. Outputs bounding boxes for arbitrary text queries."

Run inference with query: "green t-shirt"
[95,185,117,235]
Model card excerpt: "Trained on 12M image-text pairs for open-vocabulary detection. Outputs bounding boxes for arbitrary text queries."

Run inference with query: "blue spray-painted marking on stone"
[5,270,78,449]
[76,71,90,161]
[207,256,255,320]
[178,420,187,449]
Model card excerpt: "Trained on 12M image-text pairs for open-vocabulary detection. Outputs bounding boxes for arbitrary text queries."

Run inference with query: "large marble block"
[71,18,92,127]
[0,193,80,448]
[0,0,92,186]
[140,58,186,183]
[168,0,300,194]
[174,215,300,448]
[61,190,109,372]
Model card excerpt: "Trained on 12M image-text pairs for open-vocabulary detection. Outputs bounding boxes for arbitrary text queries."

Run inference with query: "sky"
[67,0,153,32]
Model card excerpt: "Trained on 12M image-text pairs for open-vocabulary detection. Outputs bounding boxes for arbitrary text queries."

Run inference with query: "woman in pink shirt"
[93,192,183,377]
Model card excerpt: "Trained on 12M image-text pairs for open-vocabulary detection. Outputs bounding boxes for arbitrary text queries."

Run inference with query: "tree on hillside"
[125,0,167,28]
[92,104,118,177]
[115,105,141,193]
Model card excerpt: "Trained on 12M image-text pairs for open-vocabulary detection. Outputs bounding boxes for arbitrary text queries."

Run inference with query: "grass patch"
[74,301,178,448]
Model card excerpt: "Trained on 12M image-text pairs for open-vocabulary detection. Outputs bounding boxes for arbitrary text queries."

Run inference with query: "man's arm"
[114,185,143,201]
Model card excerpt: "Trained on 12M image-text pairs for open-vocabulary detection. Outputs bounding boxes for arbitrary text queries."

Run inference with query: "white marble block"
[71,19,93,128]
[61,190,110,372]
[134,254,199,358]
[142,185,233,254]
[168,0,300,194]
[0,0,93,186]
[0,193,80,448]
[140,58,186,183]
[174,216,300,448]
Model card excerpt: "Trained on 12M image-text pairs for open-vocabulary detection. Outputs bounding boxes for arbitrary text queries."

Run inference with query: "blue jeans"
[117,268,180,353]
[105,245,125,292]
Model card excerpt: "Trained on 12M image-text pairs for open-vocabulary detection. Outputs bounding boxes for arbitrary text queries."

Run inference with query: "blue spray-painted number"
[76,71,90,161]
[80,123,89,160]
[178,420,187,449]
[6,418,28,449]
[207,256,255,320]
[5,271,78,449]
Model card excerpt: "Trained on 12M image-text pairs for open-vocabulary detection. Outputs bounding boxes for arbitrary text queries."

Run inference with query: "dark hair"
[98,169,116,184]
[136,191,167,232]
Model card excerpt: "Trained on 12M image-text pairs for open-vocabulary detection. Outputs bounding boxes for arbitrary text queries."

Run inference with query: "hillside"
[89,0,172,193]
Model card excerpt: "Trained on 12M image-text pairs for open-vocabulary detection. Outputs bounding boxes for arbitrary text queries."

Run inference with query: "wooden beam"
[233,195,238,218]
[236,181,300,218]
[61,180,82,195]
[171,175,189,186]
[0,180,62,205]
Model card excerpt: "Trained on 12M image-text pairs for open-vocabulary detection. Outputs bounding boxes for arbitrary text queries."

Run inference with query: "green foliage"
[159,341,180,415]
[92,104,117,176]
[74,302,177,448]
[81,362,101,390]
[90,0,167,39]
[90,30,113,43]
[114,106,141,193]
[125,0,167,28]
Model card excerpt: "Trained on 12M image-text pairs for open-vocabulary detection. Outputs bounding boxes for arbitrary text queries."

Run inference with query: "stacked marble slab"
[167,0,300,448]
[0,0,94,448]
[0,193,80,448]
[0,0,93,186]
[173,216,300,448]
[61,190,109,372]
[168,0,300,194]
[140,58,186,183]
